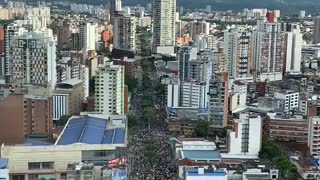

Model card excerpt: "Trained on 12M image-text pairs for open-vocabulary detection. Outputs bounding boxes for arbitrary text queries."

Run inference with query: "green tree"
[125,75,138,92]
[195,120,209,137]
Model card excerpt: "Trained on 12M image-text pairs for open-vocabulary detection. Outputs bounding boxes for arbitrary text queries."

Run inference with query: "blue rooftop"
[56,117,126,145]
[186,169,226,176]
[181,150,221,161]
[24,138,53,146]
[0,158,8,169]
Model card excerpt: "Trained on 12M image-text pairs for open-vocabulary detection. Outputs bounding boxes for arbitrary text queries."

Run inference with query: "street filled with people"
[127,55,178,179]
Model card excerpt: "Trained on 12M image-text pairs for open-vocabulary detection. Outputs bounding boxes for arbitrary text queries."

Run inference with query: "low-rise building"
[184,168,227,180]
[1,114,127,179]
[223,113,262,159]
[0,158,9,180]
[264,112,308,143]
[274,91,299,112]
[52,79,84,121]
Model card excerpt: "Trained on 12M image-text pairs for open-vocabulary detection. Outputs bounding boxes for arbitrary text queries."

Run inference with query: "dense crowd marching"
[127,66,178,179]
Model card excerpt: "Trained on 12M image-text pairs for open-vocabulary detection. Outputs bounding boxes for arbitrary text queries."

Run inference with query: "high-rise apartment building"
[113,14,137,51]
[167,81,208,108]
[224,28,252,78]
[252,13,286,75]
[308,116,320,156]
[4,23,27,82]
[153,0,176,47]
[189,20,210,41]
[24,7,50,31]
[80,23,98,51]
[0,94,52,145]
[95,62,124,114]
[208,72,229,128]
[177,46,197,82]
[110,0,122,22]
[313,17,320,44]
[10,32,57,90]
[285,26,302,73]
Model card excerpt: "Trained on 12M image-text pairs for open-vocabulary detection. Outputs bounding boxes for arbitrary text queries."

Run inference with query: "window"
[42,162,54,169]
[28,162,54,170]
[28,162,41,170]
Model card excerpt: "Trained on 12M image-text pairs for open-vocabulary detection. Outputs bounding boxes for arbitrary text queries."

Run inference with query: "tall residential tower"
[153,0,176,47]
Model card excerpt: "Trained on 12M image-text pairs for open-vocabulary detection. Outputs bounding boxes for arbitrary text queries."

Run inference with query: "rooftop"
[0,158,8,169]
[56,116,126,145]
[180,150,221,161]
[185,169,226,176]
[58,79,83,87]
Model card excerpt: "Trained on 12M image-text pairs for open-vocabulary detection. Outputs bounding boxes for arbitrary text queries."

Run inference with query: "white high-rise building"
[24,7,50,31]
[223,113,262,159]
[166,81,208,108]
[224,28,252,78]
[110,0,122,21]
[79,23,97,51]
[252,16,286,77]
[285,27,302,73]
[153,0,176,47]
[299,11,306,19]
[113,14,137,51]
[94,62,124,114]
[10,32,56,90]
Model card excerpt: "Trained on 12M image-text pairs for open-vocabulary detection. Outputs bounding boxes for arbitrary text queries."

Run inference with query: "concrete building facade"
[208,72,229,128]
[94,62,124,114]
[113,14,137,51]
[153,0,176,47]
[0,94,52,145]
[10,32,57,90]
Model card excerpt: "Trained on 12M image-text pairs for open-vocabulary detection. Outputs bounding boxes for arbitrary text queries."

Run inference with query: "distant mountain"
[28,0,320,14]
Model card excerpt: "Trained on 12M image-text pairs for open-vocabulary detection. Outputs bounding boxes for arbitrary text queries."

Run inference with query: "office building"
[223,113,262,159]
[95,61,124,114]
[0,94,52,145]
[10,32,57,90]
[177,46,197,82]
[80,23,98,51]
[113,14,137,51]
[1,114,127,180]
[313,17,320,44]
[110,0,122,21]
[252,13,286,77]
[208,72,229,128]
[224,28,252,78]
[52,79,84,121]
[153,0,176,47]
[308,116,320,156]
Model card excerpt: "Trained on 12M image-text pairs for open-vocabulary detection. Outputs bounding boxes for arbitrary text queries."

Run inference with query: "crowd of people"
[127,59,178,179]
